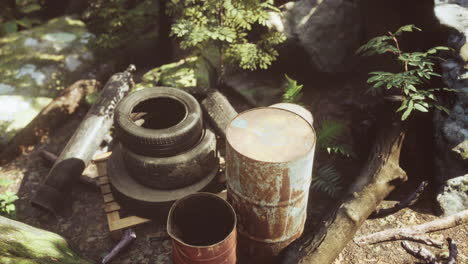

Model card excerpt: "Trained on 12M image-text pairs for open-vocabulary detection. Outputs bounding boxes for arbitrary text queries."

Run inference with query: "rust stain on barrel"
[226,107,316,256]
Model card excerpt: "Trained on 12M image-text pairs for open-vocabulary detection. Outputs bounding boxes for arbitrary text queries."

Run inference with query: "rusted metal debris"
[167,192,237,264]
[225,107,316,257]
[31,65,135,214]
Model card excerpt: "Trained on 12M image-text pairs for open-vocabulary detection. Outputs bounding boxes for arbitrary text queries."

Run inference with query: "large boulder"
[282,0,362,73]
[433,0,468,215]
[0,16,97,145]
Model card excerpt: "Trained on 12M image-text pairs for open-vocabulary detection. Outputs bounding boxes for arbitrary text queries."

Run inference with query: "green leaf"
[414,103,428,112]
[3,20,18,34]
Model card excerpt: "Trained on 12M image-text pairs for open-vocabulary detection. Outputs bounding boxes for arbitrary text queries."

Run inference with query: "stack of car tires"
[107,87,219,218]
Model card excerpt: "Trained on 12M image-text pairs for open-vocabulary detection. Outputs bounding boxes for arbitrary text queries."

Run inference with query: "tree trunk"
[0,216,93,264]
[281,112,408,264]
[0,79,100,165]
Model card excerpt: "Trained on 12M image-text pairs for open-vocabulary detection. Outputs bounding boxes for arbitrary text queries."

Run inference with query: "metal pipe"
[167,192,237,264]
[31,65,135,214]
[225,107,316,257]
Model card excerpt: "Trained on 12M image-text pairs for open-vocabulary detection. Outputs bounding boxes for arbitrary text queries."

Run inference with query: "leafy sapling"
[357,25,451,120]
[167,0,286,73]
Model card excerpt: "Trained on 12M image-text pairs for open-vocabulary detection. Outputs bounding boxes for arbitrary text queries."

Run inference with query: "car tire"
[114,87,203,157]
[121,128,218,190]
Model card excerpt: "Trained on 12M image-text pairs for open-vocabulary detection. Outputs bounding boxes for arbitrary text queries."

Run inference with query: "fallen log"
[0,79,101,165]
[281,111,408,264]
[369,180,428,219]
[354,209,468,247]
[0,215,93,264]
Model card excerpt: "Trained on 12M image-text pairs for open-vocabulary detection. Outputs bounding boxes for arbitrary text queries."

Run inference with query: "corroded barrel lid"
[226,107,315,163]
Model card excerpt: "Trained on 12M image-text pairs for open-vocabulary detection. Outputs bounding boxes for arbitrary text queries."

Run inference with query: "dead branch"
[401,241,440,264]
[0,79,101,165]
[102,228,136,264]
[354,210,468,247]
[281,110,408,264]
[370,180,428,218]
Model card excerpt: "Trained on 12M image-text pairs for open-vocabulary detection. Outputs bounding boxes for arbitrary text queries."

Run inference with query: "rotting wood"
[201,89,238,138]
[370,180,428,218]
[401,241,439,264]
[0,79,101,165]
[354,209,468,247]
[281,110,408,264]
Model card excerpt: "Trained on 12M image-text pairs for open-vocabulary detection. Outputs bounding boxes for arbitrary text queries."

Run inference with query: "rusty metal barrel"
[167,192,237,264]
[225,107,316,256]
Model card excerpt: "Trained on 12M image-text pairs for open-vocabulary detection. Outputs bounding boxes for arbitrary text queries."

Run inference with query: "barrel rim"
[167,192,237,248]
[226,107,316,164]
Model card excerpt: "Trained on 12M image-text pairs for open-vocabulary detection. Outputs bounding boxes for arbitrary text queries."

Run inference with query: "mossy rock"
[0,16,97,145]
[134,56,216,96]
[0,216,93,264]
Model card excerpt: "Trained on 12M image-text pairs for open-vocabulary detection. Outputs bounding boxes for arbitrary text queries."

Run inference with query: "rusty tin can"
[226,107,316,256]
[167,192,237,264]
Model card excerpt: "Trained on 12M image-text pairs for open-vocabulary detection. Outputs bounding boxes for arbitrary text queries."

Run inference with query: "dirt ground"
[1,73,467,264]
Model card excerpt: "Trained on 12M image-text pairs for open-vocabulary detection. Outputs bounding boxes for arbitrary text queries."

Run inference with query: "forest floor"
[0,70,466,264]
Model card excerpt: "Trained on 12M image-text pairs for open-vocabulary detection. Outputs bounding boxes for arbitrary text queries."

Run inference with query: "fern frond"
[311,163,343,197]
[316,120,346,149]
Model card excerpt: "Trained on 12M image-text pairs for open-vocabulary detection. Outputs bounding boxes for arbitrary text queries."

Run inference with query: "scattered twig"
[370,180,428,218]
[446,238,457,264]
[102,228,136,264]
[354,209,468,247]
[401,241,440,264]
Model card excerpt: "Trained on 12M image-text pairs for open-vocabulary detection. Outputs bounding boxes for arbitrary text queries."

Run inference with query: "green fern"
[311,164,343,197]
[282,74,303,104]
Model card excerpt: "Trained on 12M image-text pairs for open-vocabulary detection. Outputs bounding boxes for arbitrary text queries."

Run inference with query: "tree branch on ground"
[354,210,468,248]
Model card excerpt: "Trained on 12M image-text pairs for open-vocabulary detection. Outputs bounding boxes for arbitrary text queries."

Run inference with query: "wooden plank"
[103,193,114,203]
[99,176,109,185]
[95,161,107,176]
[93,151,112,161]
[100,184,111,195]
[110,216,151,231]
[107,211,122,240]
[104,202,121,213]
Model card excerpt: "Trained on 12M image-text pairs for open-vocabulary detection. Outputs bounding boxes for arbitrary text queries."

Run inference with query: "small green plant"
[0,0,42,36]
[281,76,354,197]
[0,178,18,217]
[282,75,303,104]
[357,25,450,120]
[167,0,286,72]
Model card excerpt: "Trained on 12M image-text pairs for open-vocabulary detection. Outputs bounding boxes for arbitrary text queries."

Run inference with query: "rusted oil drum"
[226,107,316,256]
[269,103,313,126]
[167,193,237,264]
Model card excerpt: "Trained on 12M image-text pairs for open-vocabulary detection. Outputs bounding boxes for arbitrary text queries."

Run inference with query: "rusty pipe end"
[31,184,64,214]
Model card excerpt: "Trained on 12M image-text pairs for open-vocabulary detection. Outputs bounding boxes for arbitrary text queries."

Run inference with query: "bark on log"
[281,113,408,264]
[0,79,101,165]
[201,89,238,138]
[0,215,93,264]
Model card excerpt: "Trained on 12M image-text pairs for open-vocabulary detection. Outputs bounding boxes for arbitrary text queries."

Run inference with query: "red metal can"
[226,107,316,256]
[167,192,237,264]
